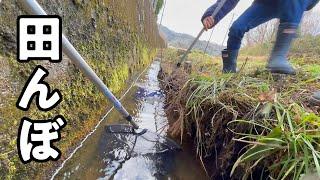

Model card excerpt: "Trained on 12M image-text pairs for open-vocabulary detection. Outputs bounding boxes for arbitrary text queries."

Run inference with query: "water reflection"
[54,61,207,180]
[98,125,179,179]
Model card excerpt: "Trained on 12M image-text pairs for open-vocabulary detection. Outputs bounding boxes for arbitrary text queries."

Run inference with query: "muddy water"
[53,60,207,180]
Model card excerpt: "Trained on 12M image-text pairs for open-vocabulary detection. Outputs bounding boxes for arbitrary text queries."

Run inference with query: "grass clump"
[159,46,320,179]
[230,102,320,180]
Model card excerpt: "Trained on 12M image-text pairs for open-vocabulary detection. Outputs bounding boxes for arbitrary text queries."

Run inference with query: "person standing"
[202,0,320,100]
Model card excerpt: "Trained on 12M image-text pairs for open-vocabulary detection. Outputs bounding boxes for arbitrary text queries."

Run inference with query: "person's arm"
[202,0,239,29]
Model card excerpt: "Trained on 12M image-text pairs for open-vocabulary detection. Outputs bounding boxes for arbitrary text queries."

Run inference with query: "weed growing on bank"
[160,44,320,179]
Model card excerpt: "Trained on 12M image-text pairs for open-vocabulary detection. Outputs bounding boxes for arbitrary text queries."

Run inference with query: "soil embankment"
[159,48,320,179]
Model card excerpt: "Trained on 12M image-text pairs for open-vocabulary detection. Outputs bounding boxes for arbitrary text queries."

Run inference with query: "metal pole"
[176,28,205,67]
[18,0,139,129]
[176,0,227,67]
[204,28,214,54]
[205,13,235,54]
[221,13,235,46]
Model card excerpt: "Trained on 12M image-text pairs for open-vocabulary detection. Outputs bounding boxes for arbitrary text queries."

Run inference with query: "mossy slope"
[0,0,162,179]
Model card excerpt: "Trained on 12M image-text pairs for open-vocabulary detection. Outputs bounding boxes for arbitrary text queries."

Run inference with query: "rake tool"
[19,0,141,129]
[19,0,181,153]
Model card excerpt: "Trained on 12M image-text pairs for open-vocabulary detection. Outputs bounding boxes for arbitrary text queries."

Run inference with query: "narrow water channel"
[53,60,207,180]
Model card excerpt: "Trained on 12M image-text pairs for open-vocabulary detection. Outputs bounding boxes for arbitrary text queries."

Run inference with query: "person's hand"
[202,16,215,30]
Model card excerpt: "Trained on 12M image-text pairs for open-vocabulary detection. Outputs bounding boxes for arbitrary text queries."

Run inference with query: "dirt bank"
[159,60,252,179]
[158,48,320,180]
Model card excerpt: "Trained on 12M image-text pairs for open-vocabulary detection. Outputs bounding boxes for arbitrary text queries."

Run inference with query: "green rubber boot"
[267,23,297,75]
[222,49,238,73]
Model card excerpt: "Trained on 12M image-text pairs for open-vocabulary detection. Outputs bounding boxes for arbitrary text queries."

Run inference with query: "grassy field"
[159,36,320,179]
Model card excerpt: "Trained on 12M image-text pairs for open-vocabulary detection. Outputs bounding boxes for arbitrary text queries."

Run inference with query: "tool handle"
[176,0,227,67]
[19,0,139,129]
[176,28,205,67]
